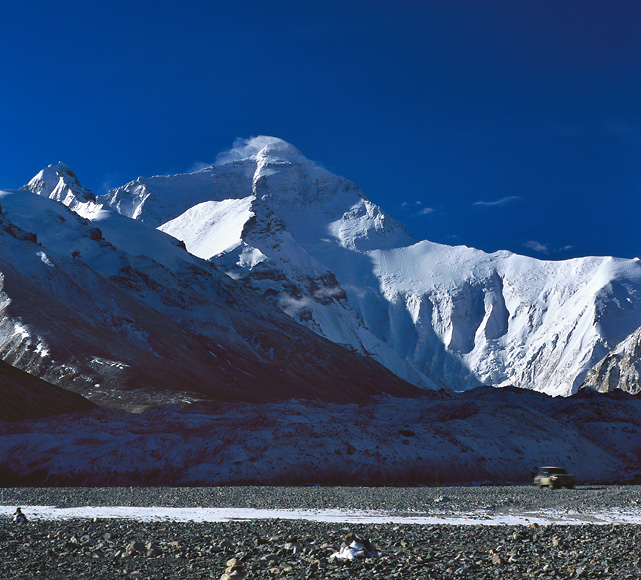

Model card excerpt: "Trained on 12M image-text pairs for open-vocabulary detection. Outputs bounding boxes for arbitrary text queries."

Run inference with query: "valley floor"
[1,486,641,579]
[2,392,641,487]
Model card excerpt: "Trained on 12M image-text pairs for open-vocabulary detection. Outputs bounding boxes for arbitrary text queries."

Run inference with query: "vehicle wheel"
[566,483,574,489]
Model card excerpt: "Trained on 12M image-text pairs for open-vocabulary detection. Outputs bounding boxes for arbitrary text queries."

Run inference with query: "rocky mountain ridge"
[582,326,641,394]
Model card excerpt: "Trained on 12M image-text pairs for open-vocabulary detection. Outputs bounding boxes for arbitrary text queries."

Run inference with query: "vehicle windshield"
[544,468,568,474]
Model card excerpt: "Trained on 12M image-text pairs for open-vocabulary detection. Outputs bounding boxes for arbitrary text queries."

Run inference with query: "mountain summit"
[101,136,412,251]
[21,161,100,219]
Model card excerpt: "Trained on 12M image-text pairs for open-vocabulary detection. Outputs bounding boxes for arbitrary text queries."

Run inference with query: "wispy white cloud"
[400,200,436,217]
[524,241,576,255]
[524,240,549,254]
[313,286,344,300]
[473,196,521,208]
[279,294,312,316]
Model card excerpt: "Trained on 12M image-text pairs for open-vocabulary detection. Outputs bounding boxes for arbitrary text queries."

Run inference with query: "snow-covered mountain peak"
[23,162,93,201]
[0,185,418,410]
[100,136,412,254]
[215,136,303,167]
[22,162,102,219]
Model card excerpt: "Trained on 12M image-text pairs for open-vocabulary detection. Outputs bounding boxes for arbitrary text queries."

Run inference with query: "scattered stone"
[126,541,145,555]
[331,532,379,560]
[146,542,162,557]
[12,508,27,524]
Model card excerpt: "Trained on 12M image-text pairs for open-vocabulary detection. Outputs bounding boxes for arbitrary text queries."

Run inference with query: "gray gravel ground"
[2,484,641,513]
[2,486,641,579]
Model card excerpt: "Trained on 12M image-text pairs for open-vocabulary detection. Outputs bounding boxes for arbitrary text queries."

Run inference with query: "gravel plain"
[2,486,641,579]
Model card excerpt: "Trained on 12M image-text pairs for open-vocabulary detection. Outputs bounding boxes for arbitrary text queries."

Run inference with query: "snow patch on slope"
[159,197,254,260]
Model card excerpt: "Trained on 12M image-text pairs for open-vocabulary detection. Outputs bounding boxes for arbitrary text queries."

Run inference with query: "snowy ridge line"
[2,506,641,526]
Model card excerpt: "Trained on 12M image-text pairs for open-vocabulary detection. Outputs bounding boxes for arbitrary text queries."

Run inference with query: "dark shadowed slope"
[0,359,96,421]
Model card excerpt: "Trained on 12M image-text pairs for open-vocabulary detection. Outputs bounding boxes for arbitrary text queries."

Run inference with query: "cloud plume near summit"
[215,136,300,166]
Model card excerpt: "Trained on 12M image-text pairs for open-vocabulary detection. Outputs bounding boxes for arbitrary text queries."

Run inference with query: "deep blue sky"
[2,1,640,259]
